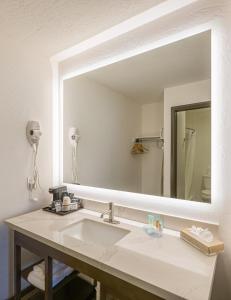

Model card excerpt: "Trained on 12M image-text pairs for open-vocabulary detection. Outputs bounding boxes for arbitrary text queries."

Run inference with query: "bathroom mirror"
[63,30,211,203]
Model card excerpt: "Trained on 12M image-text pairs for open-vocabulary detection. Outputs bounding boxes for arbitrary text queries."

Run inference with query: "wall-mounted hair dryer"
[26,121,42,201]
[26,121,42,146]
[68,127,80,146]
[68,127,80,184]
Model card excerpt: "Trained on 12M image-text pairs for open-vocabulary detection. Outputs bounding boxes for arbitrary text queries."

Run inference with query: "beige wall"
[63,77,165,196]
[63,76,142,193]
[141,102,164,195]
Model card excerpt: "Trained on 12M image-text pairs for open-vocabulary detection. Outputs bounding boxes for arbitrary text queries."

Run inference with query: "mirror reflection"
[63,31,211,203]
[171,103,211,202]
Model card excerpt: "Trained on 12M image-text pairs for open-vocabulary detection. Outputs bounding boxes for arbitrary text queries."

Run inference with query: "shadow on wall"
[0,224,10,299]
[0,221,43,299]
[0,195,49,299]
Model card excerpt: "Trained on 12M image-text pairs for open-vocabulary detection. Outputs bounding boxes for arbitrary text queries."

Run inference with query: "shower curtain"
[185,130,196,199]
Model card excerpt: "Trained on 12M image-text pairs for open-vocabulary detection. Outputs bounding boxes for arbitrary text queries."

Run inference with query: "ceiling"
[0,0,165,57]
[84,30,211,104]
[1,1,210,103]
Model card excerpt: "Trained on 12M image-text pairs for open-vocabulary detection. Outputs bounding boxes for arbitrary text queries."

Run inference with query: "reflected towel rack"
[134,136,164,143]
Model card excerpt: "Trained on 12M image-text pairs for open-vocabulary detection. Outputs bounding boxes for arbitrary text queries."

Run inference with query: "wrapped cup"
[63,196,71,205]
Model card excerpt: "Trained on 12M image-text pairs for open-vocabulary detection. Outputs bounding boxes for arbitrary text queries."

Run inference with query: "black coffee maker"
[49,186,67,202]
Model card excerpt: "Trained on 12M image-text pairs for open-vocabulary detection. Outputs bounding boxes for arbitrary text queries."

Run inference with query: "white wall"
[164,79,211,197]
[141,102,164,195]
[0,45,52,299]
[63,76,141,193]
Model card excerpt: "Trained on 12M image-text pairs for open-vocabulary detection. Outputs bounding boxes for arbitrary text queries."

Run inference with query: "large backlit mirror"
[63,30,211,203]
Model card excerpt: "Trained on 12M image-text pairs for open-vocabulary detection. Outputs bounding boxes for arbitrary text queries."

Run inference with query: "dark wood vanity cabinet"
[13,231,163,300]
[100,284,163,300]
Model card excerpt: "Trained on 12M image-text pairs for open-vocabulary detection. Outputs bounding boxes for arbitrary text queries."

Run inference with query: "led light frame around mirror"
[51,3,220,225]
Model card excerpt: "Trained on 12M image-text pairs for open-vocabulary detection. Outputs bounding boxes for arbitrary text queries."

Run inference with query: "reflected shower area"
[171,102,211,202]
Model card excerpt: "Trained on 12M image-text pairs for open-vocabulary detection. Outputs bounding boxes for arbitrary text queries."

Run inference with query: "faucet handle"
[101,202,120,224]
[108,202,113,209]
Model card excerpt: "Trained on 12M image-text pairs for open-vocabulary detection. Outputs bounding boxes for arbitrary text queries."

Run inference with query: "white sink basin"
[60,218,130,247]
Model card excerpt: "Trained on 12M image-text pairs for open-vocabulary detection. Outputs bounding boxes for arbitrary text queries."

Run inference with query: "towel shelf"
[20,260,96,299]
[21,261,79,292]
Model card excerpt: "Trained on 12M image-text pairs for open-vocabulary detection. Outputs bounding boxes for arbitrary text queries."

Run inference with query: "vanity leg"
[45,256,53,300]
[100,284,107,300]
[14,243,21,300]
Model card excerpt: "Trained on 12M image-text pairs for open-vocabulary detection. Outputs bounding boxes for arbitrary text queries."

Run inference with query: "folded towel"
[33,260,66,275]
[33,264,73,281]
[28,260,73,291]
[28,272,45,291]
[27,267,73,291]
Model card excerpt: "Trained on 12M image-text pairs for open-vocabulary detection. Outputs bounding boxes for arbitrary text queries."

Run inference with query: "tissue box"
[180,228,224,256]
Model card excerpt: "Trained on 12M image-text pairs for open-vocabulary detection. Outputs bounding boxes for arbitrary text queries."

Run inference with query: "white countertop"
[6,209,217,300]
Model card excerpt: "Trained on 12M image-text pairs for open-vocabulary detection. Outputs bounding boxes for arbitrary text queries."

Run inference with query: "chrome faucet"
[100,202,120,224]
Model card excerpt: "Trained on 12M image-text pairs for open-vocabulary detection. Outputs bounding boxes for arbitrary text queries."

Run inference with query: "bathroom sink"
[60,218,130,247]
